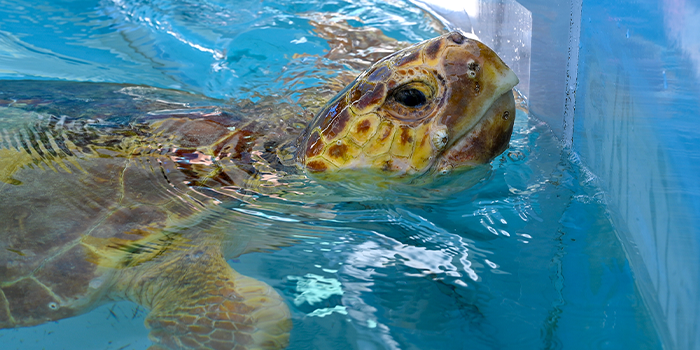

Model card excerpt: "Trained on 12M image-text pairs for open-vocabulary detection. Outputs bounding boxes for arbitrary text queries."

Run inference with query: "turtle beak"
[434,37,519,171]
[437,38,519,149]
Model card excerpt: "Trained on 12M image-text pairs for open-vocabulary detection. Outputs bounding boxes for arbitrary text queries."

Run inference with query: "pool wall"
[421,0,700,349]
[569,1,700,349]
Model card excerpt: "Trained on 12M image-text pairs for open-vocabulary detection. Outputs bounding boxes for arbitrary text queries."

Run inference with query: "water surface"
[0,0,661,349]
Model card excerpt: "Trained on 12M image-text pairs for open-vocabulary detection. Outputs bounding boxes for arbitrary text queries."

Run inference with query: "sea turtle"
[0,31,518,350]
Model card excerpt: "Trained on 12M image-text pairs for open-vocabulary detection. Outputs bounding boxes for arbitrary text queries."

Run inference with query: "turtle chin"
[434,90,516,174]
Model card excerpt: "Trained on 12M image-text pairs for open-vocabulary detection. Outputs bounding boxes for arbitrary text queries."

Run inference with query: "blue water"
[0,0,662,349]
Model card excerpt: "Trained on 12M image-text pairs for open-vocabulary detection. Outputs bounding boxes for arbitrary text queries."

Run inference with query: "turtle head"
[299,31,519,184]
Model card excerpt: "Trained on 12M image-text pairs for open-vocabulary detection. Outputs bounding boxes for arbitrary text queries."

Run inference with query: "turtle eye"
[382,80,436,122]
[393,87,427,108]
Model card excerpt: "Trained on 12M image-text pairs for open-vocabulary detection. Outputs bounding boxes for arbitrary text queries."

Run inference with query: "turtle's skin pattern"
[0,32,518,350]
[299,32,518,180]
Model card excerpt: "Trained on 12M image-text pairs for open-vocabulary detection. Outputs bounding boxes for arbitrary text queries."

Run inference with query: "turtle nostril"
[449,32,465,44]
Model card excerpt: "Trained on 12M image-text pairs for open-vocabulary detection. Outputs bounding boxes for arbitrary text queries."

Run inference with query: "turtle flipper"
[127,248,291,350]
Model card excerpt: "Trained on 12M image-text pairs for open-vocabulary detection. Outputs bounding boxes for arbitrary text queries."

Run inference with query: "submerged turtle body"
[0,32,518,350]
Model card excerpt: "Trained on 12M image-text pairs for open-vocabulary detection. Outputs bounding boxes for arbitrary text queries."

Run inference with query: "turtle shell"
[0,81,309,327]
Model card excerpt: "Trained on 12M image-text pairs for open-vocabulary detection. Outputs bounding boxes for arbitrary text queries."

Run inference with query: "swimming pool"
[0,0,673,349]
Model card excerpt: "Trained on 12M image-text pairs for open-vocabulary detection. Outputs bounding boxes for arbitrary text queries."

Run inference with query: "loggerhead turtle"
[0,31,518,350]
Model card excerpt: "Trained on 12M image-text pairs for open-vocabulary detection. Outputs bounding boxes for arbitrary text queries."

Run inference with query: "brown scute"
[316,98,346,133]
[324,139,360,165]
[356,119,372,134]
[2,278,73,326]
[355,83,387,112]
[395,48,422,67]
[33,244,98,301]
[305,131,324,158]
[366,65,392,83]
[379,123,394,141]
[321,107,351,140]
[350,81,374,102]
[424,38,443,60]
[306,160,328,172]
[399,126,413,144]
[449,31,466,44]
[327,143,348,159]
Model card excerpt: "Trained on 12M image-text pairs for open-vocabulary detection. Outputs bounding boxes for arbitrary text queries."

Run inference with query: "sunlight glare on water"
[0,0,663,349]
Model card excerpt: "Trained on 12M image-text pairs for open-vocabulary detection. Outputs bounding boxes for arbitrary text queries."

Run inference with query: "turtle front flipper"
[118,247,291,350]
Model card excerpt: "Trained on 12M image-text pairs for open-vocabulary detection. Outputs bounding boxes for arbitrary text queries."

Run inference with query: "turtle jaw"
[434,88,516,173]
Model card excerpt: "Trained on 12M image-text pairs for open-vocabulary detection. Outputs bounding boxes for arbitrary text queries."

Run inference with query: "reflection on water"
[0,0,662,349]
[0,0,437,100]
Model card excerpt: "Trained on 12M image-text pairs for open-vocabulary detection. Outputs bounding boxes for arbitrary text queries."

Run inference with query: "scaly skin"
[113,246,290,350]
